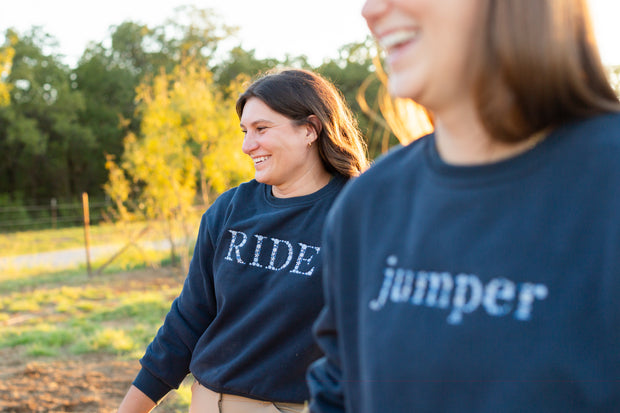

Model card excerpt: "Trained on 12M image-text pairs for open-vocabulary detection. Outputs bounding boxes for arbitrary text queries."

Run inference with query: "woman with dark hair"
[307,0,620,412]
[117,68,368,413]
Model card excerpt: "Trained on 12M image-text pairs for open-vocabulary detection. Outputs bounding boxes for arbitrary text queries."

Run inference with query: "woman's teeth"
[253,156,270,164]
[379,29,419,51]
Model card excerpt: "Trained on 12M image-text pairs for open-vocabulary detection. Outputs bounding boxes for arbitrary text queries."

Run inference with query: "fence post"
[82,192,92,276]
[50,198,57,229]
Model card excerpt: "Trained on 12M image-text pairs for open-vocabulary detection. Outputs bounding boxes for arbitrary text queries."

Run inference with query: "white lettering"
[225,230,247,263]
[223,229,320,275]
[291,243,321,276]
[515,283,548,320]
[483,278,516,317]
[249,234,267,268]
[368,257,549,324]
[369,256,397,311]
[447,274,483,325]
[411,271,428,305]
[265,238,294,271]
[426,272,453,308]
[390,268,414,302]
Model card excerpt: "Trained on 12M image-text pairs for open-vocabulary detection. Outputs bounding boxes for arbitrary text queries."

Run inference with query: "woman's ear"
[306,115,322,143]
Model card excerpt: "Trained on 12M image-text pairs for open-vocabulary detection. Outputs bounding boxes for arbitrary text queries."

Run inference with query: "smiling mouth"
[252,155,270,165]
[378,29,419,53]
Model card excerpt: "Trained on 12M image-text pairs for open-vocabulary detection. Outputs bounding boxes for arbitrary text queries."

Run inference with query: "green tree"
[93,6,237,77]
[172,60,254,205]
[0,28,94,203]
[73,44,139,190]
[213,46,279,90]
[316,38,400,158]
[105,59,252,270]
[2,9,380,224]
[74,7,239,203]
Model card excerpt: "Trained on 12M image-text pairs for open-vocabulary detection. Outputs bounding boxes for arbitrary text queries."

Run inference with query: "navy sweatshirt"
[307,113,620,412]
[134,175,347,404]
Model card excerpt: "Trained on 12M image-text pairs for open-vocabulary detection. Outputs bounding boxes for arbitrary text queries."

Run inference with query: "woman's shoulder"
[219,180,261,201]
[559,112,620,160]
[566,111,620,142]
[197,180,262,237]
[203,180,261,216]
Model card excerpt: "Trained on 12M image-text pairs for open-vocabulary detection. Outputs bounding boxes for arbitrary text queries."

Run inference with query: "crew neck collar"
[263,174,346,207]
[423,129,559,188]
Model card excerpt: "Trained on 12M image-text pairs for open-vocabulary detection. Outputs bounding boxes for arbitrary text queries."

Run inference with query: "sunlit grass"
[26,343,61,357]
[0,221,140,255]
[0,248,178,293]
[82,329,137,353]
[0,262,183,359]
[0,268,88,292]
[0,324,75,348]
[0,225,195,412]
[0,214,202,257]
[90,292,173,323]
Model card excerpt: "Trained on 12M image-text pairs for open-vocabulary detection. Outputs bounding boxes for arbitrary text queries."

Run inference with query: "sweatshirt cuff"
[133,367,174,404]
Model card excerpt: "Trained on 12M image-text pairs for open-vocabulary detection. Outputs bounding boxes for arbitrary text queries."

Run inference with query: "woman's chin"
[388,73,423,102]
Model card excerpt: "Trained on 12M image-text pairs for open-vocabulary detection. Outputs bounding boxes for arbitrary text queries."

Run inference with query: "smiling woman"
[116,68,368,413]
[239,98,329,198]
[307,0,620,412]
[236,69,368,197]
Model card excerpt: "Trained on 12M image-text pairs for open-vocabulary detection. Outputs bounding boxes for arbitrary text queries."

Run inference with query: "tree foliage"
[1,8,390,232]
[0,28,93,203]
[316,38,400,158]
[0,33,15,106]
[213,46,280,90]
[105,58,252,269]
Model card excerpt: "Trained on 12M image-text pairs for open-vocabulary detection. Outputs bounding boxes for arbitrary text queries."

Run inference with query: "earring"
[308,141,313,148]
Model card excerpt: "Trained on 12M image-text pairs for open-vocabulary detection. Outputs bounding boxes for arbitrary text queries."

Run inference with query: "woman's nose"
[242,133,258,154]
[362,0,389,23]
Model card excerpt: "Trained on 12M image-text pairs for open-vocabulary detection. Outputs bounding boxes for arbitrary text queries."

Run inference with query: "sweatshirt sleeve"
[306,208,346,413]
[133,211,219,403]
[307,306,346,413]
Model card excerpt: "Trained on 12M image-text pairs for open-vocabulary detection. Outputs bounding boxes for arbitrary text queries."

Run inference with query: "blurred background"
[0,1,618,411]
[0,0,618,235]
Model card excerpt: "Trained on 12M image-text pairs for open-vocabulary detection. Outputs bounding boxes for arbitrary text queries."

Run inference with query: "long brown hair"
[358,55,434,147]
[473,0,620,142]
[236,69,369,177]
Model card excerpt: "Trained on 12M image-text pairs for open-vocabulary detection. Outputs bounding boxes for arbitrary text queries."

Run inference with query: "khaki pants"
[189,381,305,413]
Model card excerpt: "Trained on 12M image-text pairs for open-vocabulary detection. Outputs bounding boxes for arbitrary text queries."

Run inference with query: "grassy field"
[0,225,197,412]
[0,215,202,283]
[0,216,201,257]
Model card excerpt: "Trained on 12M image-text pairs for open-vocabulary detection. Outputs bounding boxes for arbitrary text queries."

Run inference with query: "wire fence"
[0,198,110,232]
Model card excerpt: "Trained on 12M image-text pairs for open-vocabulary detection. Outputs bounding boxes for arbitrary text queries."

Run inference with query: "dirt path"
[0,350,138,412]
[0,351,188,413]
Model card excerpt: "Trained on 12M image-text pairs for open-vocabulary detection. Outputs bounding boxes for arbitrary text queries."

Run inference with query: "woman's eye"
[257,127,267,132]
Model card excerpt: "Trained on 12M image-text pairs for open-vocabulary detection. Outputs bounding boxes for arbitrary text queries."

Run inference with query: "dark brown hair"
[236,69,369,177]
[472,0,620,142]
